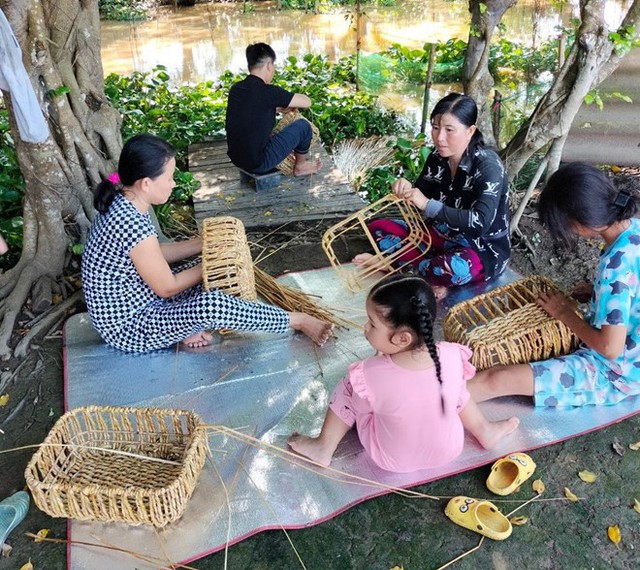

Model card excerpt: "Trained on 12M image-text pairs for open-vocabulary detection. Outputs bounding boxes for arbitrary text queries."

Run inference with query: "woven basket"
[201,216,257,301]
[322,194,432,292]
[25,406,208,527]
[442,275,581,370]
[272,111,320,175]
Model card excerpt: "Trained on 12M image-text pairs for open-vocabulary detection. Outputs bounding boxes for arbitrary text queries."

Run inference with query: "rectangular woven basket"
[443,275,581,370]
[25,406,208,527]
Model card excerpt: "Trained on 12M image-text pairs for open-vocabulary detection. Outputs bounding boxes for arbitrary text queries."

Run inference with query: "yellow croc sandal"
[486,452,536,496]
[444,496,512,541]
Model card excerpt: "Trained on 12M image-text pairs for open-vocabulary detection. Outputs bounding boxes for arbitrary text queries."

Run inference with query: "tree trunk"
[0,0,122,359]
[462,0,517,147]
[501,0,640,181]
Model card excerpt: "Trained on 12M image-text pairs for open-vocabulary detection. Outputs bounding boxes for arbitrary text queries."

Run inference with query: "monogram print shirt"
[415,146,511,279]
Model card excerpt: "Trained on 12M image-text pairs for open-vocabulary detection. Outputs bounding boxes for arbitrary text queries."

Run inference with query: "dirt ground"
[1,170,640,569]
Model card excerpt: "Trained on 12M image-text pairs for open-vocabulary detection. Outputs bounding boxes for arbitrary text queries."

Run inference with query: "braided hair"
[368,274,445,413]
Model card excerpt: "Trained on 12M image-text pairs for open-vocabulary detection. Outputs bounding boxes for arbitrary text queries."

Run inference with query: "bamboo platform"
[189,139,364,229]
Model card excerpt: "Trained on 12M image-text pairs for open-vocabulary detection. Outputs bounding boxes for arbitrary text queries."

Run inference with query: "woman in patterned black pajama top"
[354,93,510,298]
[81,134,333,353]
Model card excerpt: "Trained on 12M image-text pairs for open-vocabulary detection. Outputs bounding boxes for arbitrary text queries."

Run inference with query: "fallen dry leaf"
[607,524,621,547]
[34,529,49,543]
[510,516,529,526]
[612,441,626,456]
[19,560,33,570]
[578,470,598,483]
[628,441,640,451]
[633,498,640,514]
[564,487,579,502]
[390,567,404,570]
[0,393,9,407]
[1,543,12,558]
[532,479,545,494]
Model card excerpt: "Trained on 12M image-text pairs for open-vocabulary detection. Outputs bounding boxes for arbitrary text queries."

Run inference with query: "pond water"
[100,0,632,128]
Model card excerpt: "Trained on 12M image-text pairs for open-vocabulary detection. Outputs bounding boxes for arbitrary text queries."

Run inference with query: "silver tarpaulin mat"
[63,266,640,569]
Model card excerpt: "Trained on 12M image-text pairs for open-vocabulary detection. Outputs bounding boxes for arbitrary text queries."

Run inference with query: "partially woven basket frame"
[201,216,257,301]
[322,194,433,292]
[25,406,208,528]
[442,275,581,370]
[272,111,320,175]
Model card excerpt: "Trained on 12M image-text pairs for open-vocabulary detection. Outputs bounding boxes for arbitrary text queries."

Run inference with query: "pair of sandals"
[444,452,536,541]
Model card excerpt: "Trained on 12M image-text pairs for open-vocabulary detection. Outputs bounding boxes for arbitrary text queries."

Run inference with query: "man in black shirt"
[225,43,322,176]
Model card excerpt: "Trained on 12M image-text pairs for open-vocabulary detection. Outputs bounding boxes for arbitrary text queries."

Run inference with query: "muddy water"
[100,0,578,83]
[99,0,632,128]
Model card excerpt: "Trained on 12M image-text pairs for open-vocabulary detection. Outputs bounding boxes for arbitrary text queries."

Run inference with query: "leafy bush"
[99,0,151,21]
[0,108,24,270]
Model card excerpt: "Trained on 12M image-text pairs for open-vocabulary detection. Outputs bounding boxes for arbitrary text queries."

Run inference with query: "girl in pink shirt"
[288,274,519,473]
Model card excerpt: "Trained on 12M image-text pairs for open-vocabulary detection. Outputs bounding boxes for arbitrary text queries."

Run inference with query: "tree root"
[13,290,83,359]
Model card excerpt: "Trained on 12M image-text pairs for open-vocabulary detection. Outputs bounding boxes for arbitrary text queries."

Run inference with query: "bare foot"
[432,285,448,301]
[293,157,322,176]
[181,330,214,349]
[288,433,334,467]
[476,417,520,450]
[289,313,334,346]
[352,252,374,266]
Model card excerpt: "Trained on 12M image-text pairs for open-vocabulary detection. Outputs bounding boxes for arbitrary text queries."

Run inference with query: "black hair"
[246,43,276,71]
[93,134,176,214]
[430,92,485,154]
[368,274,444,412]
[538,162,639,247]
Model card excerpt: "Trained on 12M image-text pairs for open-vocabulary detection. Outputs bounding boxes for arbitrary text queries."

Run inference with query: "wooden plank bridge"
[189,140,365,229]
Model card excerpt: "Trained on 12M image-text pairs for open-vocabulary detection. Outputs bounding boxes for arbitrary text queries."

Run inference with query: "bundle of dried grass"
[332,136,396,187]
[254,266,350,328]
[272,111,320,175]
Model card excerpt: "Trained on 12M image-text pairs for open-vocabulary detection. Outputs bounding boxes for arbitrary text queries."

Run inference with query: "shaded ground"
[1,170,640,569]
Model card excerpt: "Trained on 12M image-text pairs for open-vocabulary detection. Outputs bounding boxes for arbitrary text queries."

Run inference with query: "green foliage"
[585,89,633,111]
[276,0,389,11]
[99,0,149,22]
[380,35,564,87]
[0,107,24,270]
[609,26,640,56]
[358,134,430,202]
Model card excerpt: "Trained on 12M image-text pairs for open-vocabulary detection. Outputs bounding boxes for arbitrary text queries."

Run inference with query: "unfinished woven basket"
[322,194,433,292]
[442,275,581,370]
[25,406,208,527]
[201,216,257,301]
[272,111,320,175]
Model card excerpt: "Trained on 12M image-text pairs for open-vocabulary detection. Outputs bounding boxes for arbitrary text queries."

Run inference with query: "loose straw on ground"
[254,266,357,329]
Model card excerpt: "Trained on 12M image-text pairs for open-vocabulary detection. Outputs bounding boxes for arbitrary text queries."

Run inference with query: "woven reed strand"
[322,194,433,292]
[271,111,320,175]
[201,216,256,301]
[442,275,581,370]
[254,266,336,325]
[24,406,208,527]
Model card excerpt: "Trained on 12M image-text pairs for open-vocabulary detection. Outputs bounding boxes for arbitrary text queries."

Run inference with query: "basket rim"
[25,405,207,494]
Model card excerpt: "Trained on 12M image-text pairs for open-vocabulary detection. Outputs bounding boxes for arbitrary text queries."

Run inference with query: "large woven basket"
[201,216,257,301]
[322,194,432,292]
[25,406,208,527]
[272,111,320,175]
[443,275,581,370]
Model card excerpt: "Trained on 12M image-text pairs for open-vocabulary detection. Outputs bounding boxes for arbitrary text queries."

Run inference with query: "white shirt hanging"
[0,10,49,144]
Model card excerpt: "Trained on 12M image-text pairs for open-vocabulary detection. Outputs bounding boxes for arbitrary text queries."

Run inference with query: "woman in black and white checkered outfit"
[81,134,333,353]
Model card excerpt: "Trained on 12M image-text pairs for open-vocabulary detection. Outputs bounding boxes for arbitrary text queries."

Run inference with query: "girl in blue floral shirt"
[469,163,640,407]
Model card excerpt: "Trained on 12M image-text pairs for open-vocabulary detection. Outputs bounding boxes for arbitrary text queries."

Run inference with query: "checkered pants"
[105,284,290,352]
